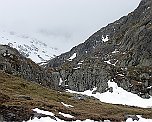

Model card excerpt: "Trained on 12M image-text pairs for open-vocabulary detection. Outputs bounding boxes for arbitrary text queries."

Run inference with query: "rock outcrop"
[46,0,152,98]
[0,45,60,89]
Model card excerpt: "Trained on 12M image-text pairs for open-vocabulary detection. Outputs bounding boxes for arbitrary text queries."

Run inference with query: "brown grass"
[0,71,152,121]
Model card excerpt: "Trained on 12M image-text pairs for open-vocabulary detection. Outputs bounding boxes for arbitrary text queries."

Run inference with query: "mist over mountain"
[0,0,140,55]
[1,0,152,122]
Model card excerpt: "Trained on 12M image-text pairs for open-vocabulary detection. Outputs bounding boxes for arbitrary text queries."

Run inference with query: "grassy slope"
[0,71,152,121]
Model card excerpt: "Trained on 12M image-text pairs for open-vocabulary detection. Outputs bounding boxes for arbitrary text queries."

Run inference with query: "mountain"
[0,44,61,90]
[0,30,60,63]
[0,0,152,121]
[1,43,152,122]
[46,0,152,99]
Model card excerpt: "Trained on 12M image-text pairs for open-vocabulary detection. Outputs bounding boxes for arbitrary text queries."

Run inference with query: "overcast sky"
[0,0,141,52]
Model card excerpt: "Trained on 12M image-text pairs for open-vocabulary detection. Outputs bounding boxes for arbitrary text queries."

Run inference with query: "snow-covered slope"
[67,80,152,108]
[0,30,61,63]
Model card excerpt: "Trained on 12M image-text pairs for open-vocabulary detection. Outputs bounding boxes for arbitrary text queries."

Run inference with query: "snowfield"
[67,81,152,108]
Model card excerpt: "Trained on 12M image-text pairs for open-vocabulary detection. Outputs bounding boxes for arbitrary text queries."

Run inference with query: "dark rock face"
[0,105,33,122]
[46,0,152,98]
[124,115,139,121]
[0,45,60,89]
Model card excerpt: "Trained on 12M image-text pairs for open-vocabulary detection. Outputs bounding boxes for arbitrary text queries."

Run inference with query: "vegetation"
[0,71,152,121]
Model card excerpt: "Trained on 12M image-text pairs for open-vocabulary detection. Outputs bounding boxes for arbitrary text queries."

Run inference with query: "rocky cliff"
[46,0,152,98]
[0,45,60,89]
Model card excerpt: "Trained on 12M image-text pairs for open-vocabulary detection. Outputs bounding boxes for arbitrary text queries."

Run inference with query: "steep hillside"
[0,45,60,90]
[46,0,152,98]
[0,71,152,122]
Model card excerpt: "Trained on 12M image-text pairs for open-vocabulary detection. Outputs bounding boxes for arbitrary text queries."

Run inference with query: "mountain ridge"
[45,0,152,98]
[0,30,60,63]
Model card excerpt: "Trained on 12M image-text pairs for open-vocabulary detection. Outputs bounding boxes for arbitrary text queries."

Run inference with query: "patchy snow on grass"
[27,118,99,122]
[26,117,57,122]
[126,115,152,122]
[59,112,74,118]
[26,108,99,122]
[68,53,77,61]
[67,81,152,108]
[33,108,54,116]
[61,102,74,108]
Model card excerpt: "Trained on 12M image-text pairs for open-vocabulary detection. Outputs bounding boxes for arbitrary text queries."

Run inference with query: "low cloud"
[0,0,141,52]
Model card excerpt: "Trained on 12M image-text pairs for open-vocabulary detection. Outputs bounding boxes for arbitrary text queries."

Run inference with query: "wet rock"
[97,81,108,93]
[72,94,87,100]
[124,115,139,121]
[6,113,16,121]
[52,72,60,89]
[141,93,150,99]
[149,88,152,96]
[0,115,4,122]
[0,105,33,122]
[71,93,98,101]
[31,112,57,121]
[108,87,113,93]
[144,80,149,87]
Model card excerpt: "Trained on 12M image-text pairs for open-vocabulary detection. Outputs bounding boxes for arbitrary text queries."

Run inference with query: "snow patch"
[78,62,83,65]
[104,60,111,65]
[117,74,124,77]
[33,108,54,116]
[147,7,151,9]
[102,35,109,42]
[104,59,118,66]
[73,67,81,70]
[67,81,152,108]
[61,102,74,108]
[59,112,74,118]
[68,53,77,61]
[112,49,119,54]
[59,78,63,85]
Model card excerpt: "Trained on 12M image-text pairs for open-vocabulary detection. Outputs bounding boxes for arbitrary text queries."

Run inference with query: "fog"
[0,0,141,52]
